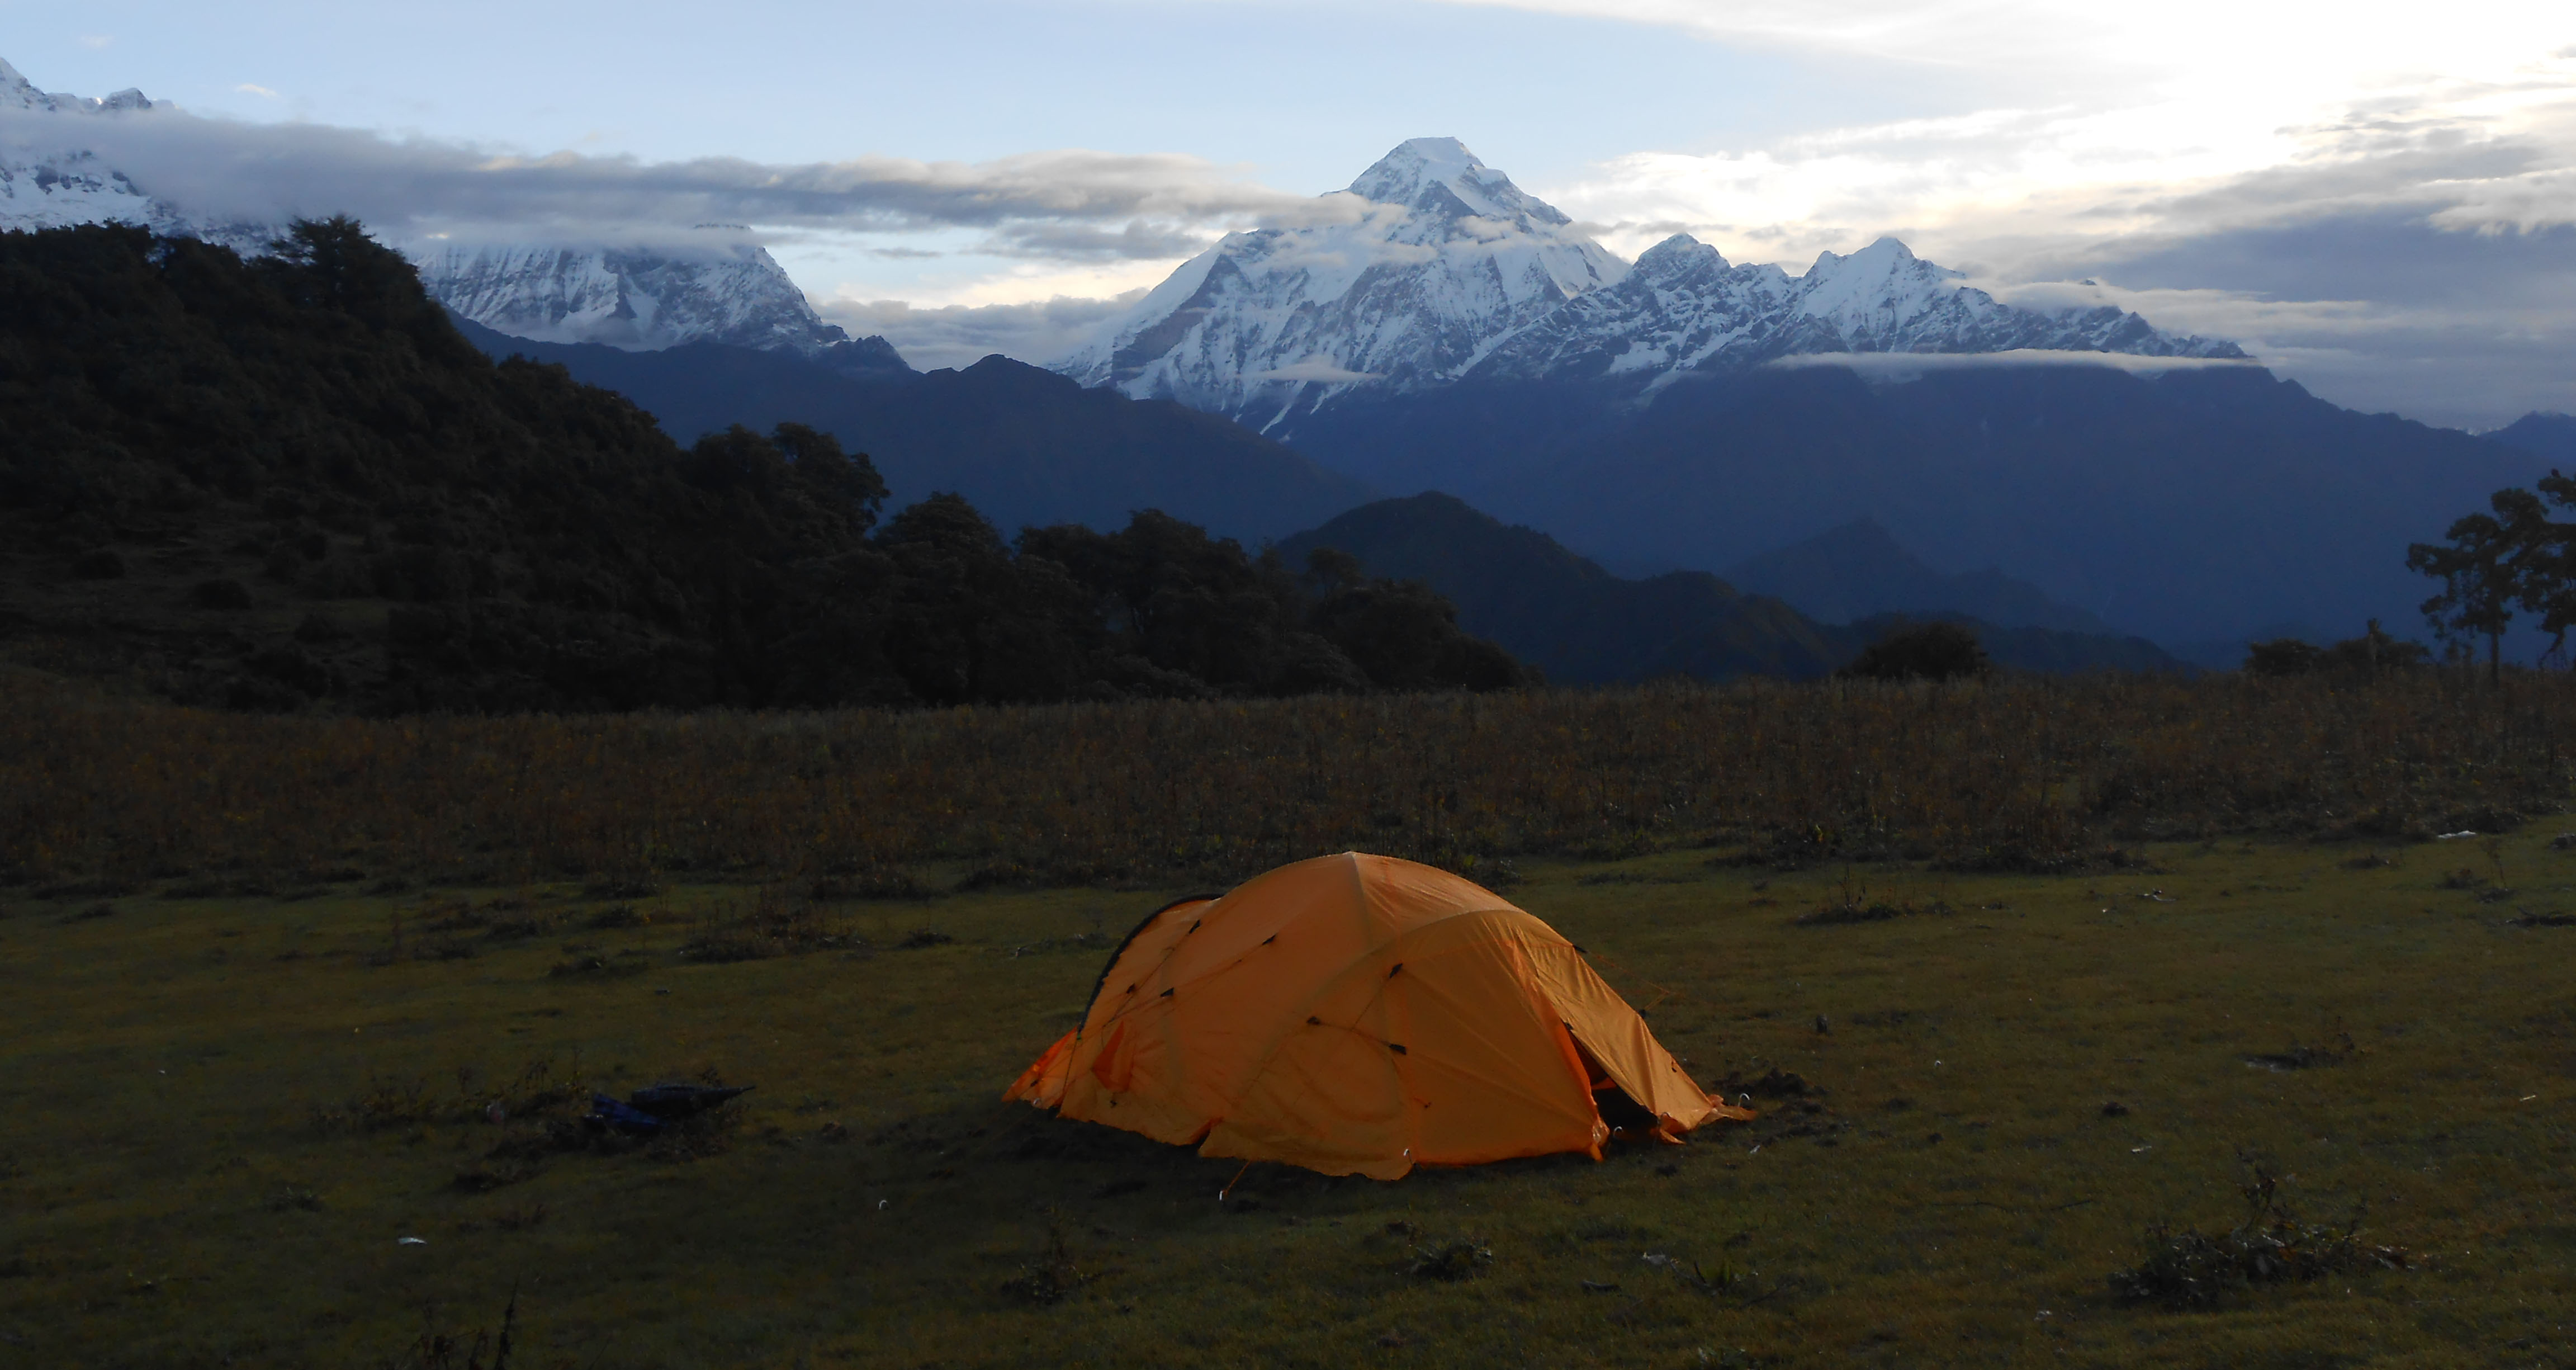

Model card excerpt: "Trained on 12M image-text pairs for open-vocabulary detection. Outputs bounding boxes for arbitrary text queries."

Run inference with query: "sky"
[6,0,2574,427]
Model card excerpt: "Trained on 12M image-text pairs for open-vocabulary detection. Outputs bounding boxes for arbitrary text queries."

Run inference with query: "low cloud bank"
[1766,349,2266,376]
[0,101,1343,252]
[1247,359,1385,384]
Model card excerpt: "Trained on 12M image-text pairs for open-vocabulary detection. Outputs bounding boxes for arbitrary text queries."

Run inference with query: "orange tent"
[1005,852,1751,1179]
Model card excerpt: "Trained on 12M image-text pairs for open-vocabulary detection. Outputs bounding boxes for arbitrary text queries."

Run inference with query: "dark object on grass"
[581,1083,748,1133]
[897,928,954,949]
[2108,1164,2407,1308]
[2102,1100,2132,1118]
[1839,621,1990,682]
[1407,1238,1493,1281]
[1716,1067,1811,1099]
[2512,911,2576,927]
[1000,1224,1092,1305]
[625,1083,752,1118]
[584,1095,666,1134]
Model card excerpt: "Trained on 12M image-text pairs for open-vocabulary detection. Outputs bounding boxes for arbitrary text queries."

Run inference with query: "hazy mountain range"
[4,58,2560,667]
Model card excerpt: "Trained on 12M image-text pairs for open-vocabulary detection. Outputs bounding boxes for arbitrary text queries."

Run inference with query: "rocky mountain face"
[1056,137,2239,442]
[415,236,862,358]
[0,57,883,362]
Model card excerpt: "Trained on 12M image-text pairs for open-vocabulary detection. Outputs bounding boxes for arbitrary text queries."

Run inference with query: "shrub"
[1838,622,1990,682]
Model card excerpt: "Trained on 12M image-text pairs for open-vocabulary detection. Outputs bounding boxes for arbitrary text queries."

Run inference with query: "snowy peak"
[0,55,862,361]
[1055,136,1624,426]
[1632,233,1729,281]
[0,58,151,114]
[1347,136,1571,229]
[1467,230,2244,391]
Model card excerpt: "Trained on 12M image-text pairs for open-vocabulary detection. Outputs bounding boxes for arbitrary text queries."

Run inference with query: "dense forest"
[0,221,1522,713]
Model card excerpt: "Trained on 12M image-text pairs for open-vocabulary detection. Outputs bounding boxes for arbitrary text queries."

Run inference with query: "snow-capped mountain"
[1,56,877,362]
[1055,137,1627,431]
[1,58,173,233]
[1466,234,2243,392]
[415,237,858,357]
[1058,138,2242,429]
[1,56,149,116]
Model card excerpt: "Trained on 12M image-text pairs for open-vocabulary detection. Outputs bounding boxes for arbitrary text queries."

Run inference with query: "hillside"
[1721,518,2118,634]
[446,316,1376,542]
[0,223,1512,714]
[1277,493,2184,681]
[1475,364,2541,646]
[2488,412,2576,467]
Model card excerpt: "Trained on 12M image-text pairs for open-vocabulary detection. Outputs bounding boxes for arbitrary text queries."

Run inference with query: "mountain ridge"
[445,315,1376,542]
[1721,518,2119,635]
[1055,137,2241,456]
[1275,493,2185,682]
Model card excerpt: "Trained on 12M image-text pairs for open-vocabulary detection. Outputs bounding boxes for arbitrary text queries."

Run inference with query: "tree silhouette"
[2407,487,2550,682]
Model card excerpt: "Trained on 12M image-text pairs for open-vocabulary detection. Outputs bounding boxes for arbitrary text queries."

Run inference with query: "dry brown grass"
[6,670,2573,891]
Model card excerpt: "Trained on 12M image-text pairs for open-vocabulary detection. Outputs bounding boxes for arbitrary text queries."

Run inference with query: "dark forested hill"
[1277,493,2184,681]
[0,223,1515,713]
[444,316,1376,542]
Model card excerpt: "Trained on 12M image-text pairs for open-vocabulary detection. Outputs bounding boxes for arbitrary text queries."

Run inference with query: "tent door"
[1567,1032,1658,1137]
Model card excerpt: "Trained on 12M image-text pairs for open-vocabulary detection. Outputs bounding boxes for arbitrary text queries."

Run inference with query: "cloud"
[1764,348,2262,376]
[77,36,114,51]
[0,101,1326,247]
[1989,210,2576,426]
[1484,10,2576,427]
[982,219,1214,261]
[816,292,1146,374]
[233,84,279,99]
[1246,359,1385,384]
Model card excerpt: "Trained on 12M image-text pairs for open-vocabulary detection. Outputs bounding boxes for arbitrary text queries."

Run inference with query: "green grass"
[3,838,2571,1368]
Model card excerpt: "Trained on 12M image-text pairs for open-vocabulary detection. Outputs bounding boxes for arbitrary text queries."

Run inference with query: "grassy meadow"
[5,673,2575,1366]
[5,834,2572,1367]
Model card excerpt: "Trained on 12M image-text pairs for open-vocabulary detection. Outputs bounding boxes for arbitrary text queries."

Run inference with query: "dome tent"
[1005,852,1751,1179]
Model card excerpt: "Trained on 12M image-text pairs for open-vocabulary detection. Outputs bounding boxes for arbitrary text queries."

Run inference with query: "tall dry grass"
[6,672,2572,887]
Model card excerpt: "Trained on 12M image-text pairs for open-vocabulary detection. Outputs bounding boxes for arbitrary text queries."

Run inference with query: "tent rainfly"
[1006,852,1753,1179]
